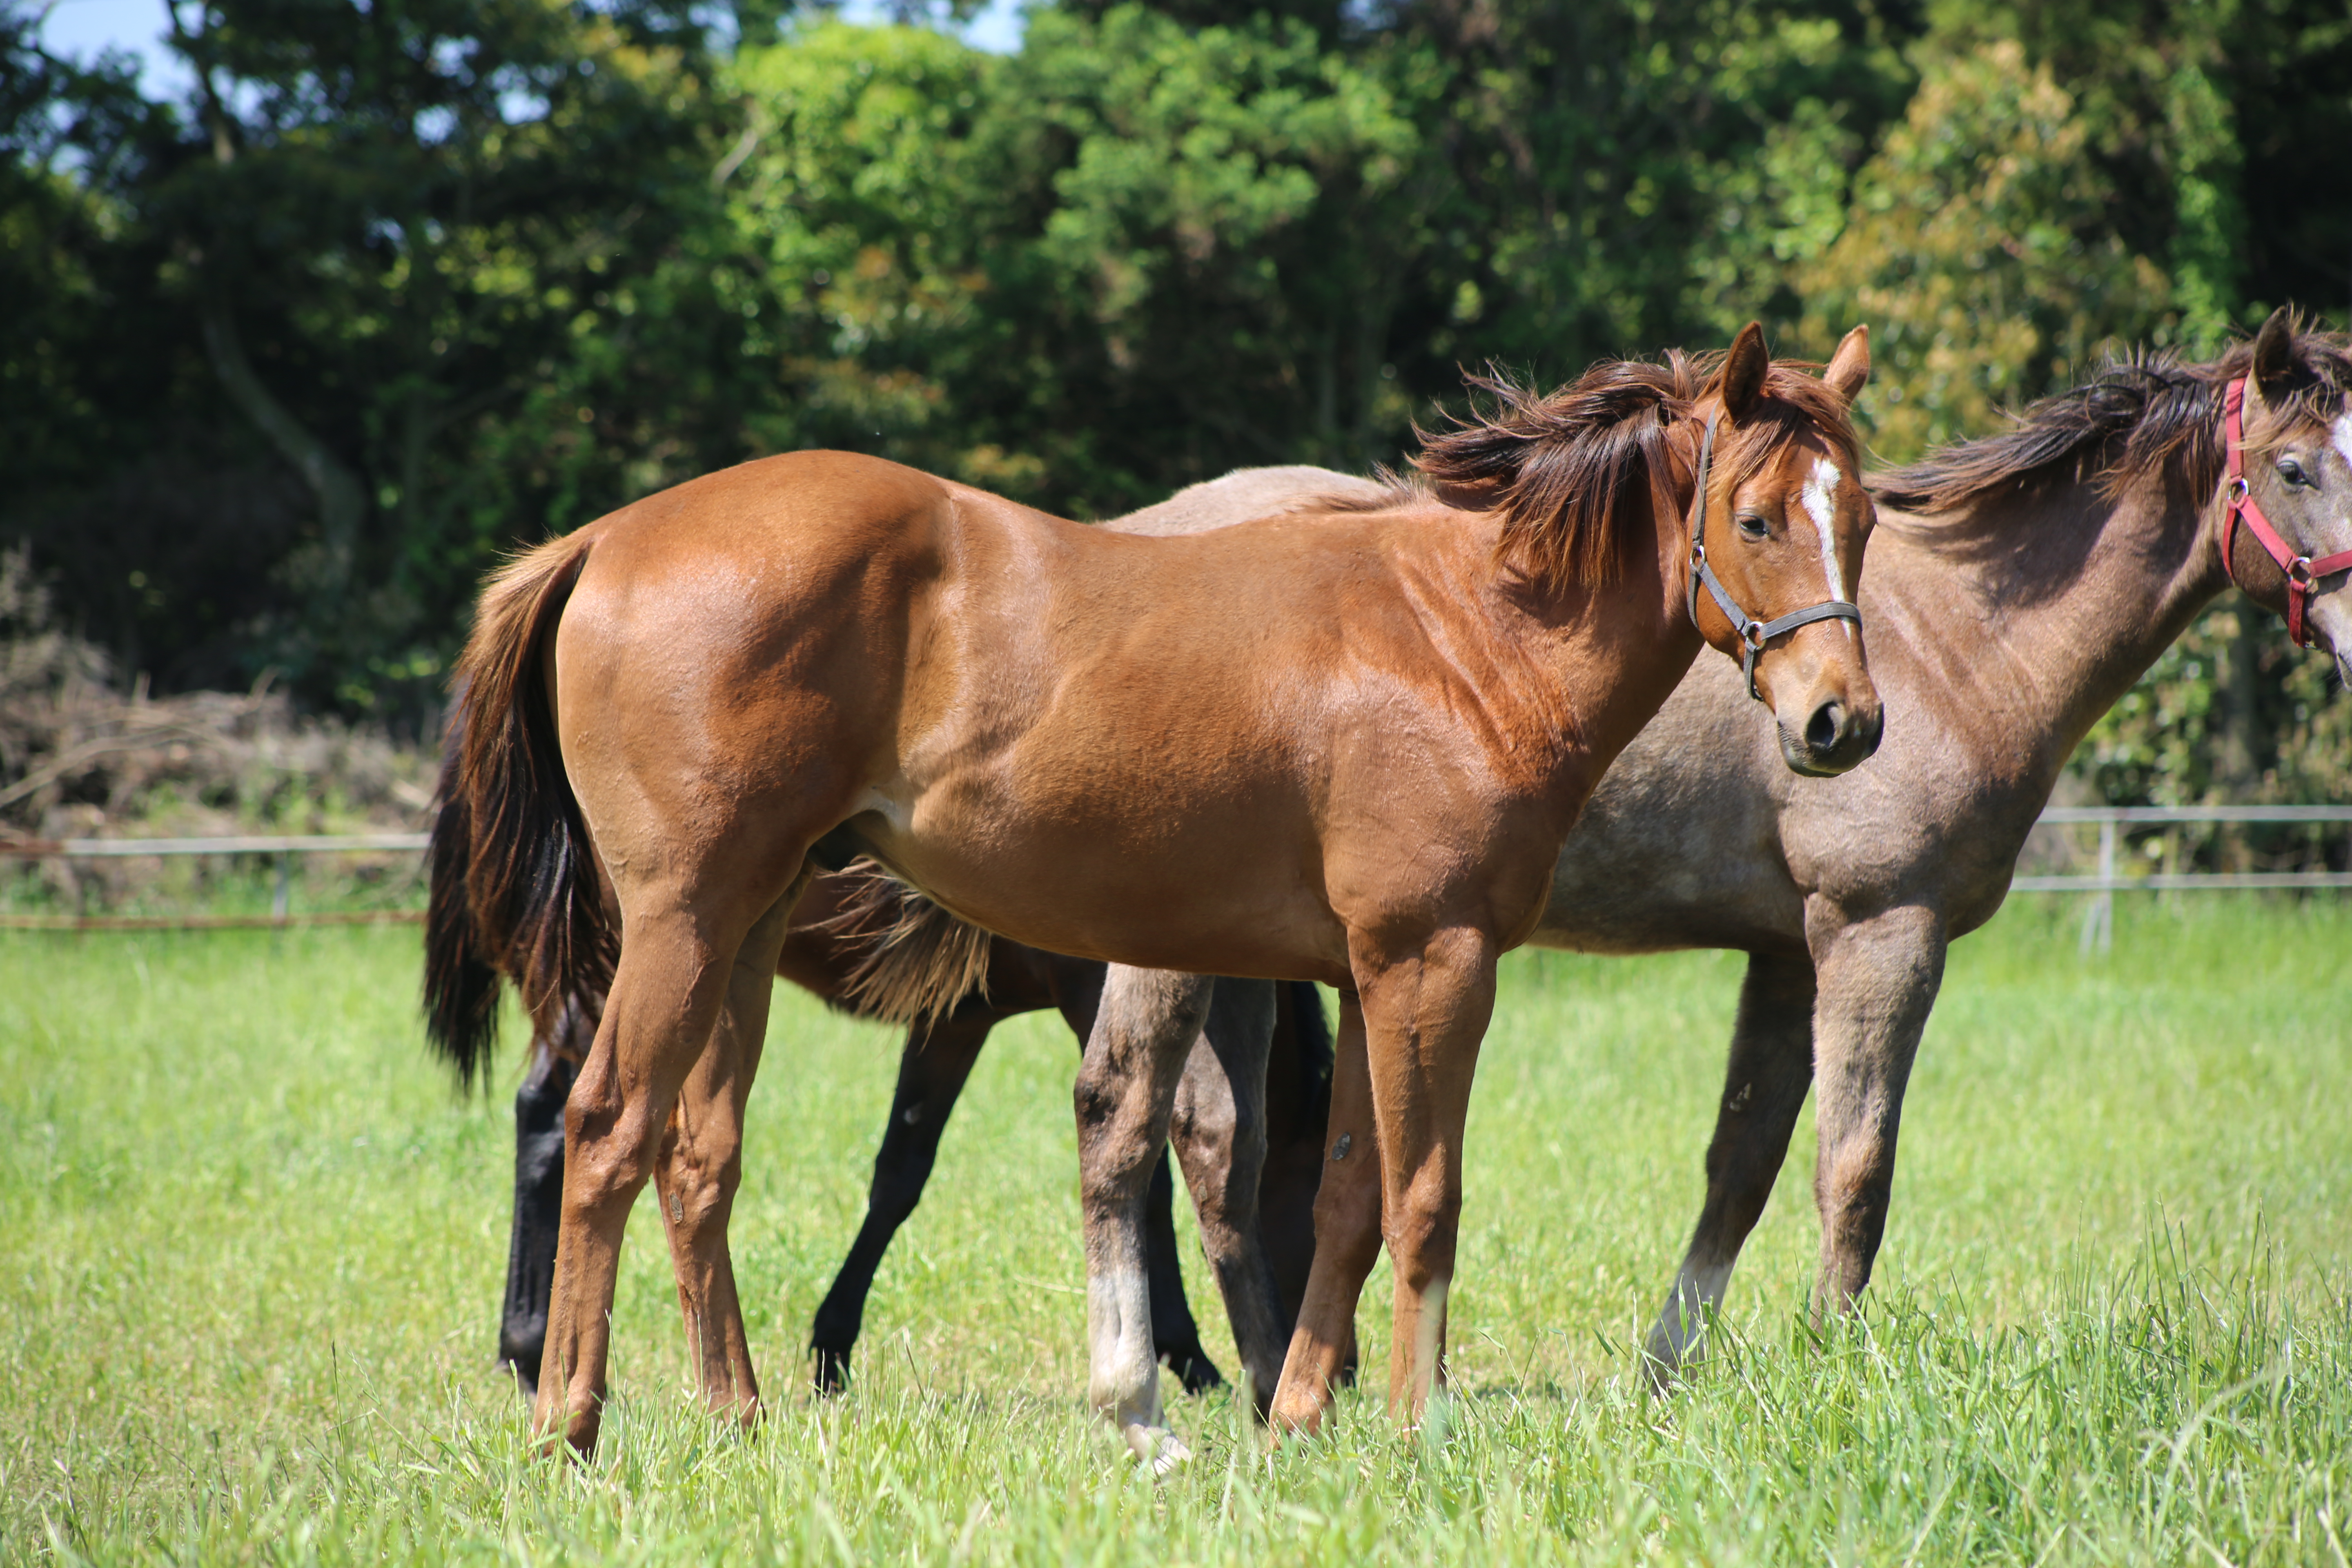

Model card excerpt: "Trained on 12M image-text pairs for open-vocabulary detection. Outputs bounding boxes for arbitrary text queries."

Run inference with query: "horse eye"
[1735,512,1769,541]
[2276,457,2312,488]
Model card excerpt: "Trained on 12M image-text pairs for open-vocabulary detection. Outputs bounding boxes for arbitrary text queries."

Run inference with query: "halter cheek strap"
[2221,376,2352,650]
[1684,412,1864,702]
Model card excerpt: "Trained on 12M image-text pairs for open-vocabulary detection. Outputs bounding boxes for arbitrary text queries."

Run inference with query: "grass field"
[2,895,2348,1564]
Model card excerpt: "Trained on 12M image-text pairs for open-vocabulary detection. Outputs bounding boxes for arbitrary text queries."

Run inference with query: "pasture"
[2,896,2348,1565]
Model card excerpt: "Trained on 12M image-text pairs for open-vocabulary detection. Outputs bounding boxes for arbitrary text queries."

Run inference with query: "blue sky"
[32,0,1026,101]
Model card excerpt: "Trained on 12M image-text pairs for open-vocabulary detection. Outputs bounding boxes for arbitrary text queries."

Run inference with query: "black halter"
[1684,413,1864,701]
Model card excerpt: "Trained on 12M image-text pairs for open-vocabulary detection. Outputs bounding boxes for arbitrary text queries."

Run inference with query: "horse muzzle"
[1778,694,1882,777]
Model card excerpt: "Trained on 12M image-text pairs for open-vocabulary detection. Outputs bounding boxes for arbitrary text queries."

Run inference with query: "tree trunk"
[198,302,365,600]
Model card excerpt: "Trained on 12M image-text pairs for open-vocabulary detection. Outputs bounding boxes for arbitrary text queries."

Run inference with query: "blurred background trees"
[5,0,2350,821]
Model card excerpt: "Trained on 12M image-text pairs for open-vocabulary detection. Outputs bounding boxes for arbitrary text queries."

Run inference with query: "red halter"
[2221,376,2352,649]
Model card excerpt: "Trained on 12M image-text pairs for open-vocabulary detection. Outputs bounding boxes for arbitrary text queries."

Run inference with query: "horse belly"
[868,760,1348,983]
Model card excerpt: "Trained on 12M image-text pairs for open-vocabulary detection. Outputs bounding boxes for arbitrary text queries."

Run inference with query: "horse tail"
[452,533,615,1056]
[421,716,506,1089]
[812,862,994,1026]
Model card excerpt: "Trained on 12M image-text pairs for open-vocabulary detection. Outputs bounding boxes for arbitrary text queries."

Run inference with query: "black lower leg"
[810,1010,991,1392]
[497,1040,577,1398]
[1145,1146,1225,1393]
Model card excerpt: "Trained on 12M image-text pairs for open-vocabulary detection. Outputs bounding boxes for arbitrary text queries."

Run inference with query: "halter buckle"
[2289,557,2318,589]
[2228,476,2250,503]
[1740,620,1768,652]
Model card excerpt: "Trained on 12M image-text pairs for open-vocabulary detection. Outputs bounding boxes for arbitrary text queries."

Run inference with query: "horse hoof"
[1167,1350,1226,1396]
[811,1345,851,1396]
[503,1364,540,1405]
[1123,1423,1192,1476]
[1639,1334,1689,1396]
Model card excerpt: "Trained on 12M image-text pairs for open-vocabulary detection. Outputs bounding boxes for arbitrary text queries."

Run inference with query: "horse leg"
[1643,950,1816,1381]
[497,1008,588,1399]
[534,898,773,1453]
[1050,962,1224,1396]
[648,894,796,1421]
[1256,982,1328,1327]
[1074,967,1213,1470]
[808,1001,995,1392]
[1142,1146,1225,1394]
[1355,931,1496,1425]
[1167,978,1287,1412]
[1808,905,1946,1316]
[1270,991,1380,1434]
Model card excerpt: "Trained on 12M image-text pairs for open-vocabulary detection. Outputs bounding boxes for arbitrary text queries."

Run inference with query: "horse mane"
[1411,354,1860,587]
[1873,317,2352,516]
[814,859,994,1026]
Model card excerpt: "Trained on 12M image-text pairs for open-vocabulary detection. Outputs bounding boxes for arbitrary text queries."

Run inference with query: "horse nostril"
[1806,701,1845,755]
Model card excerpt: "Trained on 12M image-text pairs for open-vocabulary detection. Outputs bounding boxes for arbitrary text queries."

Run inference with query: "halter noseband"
[1684,412,1864,701]
[2221,376,2352,650]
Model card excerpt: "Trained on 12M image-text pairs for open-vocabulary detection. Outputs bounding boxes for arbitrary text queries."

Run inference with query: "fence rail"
[2019,804,2352,953]
[0,831,430,930]
[0,833,428,858]
[1,810,2349,938]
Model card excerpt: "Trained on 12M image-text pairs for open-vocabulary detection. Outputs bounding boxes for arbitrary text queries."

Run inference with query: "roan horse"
[441,323,1881,1458]
[1150,307,2351,1387]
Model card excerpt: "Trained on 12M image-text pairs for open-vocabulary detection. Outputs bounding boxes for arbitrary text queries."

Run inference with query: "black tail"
[421,533,610,1091]
[422,718,505,1089]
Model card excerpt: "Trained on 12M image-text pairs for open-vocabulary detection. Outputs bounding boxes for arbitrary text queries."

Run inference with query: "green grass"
[2,896,2348,1564]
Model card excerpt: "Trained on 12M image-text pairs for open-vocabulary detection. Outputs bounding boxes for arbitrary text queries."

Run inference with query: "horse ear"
[2252,306,2296,399]
[1823,324,1871,406]
[1721,322,1769,422]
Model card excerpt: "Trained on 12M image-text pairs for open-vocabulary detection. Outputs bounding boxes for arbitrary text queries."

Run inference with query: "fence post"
[2077,818,2117,957]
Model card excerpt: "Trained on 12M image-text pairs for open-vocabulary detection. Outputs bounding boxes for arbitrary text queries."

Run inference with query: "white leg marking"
[1800,456,1855,640]
[1086,1261,1187,1472]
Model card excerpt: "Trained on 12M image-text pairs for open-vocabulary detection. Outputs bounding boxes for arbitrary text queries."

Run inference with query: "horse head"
[1680,322,1882,775]
[2225,308,2352,684]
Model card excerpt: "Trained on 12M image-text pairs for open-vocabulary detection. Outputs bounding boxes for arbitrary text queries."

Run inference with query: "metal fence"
[2,810,2350,939]
[2016,805,2352,953]
[0,833,429,930]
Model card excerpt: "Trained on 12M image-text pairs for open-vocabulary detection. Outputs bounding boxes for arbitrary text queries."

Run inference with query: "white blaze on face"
[2333,415,2352,528]
[1800,455,1855,640]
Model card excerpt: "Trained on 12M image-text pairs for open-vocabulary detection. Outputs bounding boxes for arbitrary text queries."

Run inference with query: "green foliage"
[1795,39,2173,460]
[3,904,2349,1561]
[5,0,2352,801]
[723,9,1425,510]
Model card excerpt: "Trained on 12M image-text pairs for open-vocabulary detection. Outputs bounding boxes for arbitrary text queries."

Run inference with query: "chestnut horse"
[445,324,1880,1457]
[427,468,1371,1405]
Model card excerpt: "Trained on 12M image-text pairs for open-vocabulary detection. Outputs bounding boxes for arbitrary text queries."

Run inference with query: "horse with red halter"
[443,323,1880,1459]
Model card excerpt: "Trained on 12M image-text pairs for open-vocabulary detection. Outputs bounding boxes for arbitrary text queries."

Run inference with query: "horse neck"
[1491,514,1710,817]
[1871,467,2229,784]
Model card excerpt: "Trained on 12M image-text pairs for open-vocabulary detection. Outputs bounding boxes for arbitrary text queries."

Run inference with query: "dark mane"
[1411,354,1860,587]
[1873,320,2352,515]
